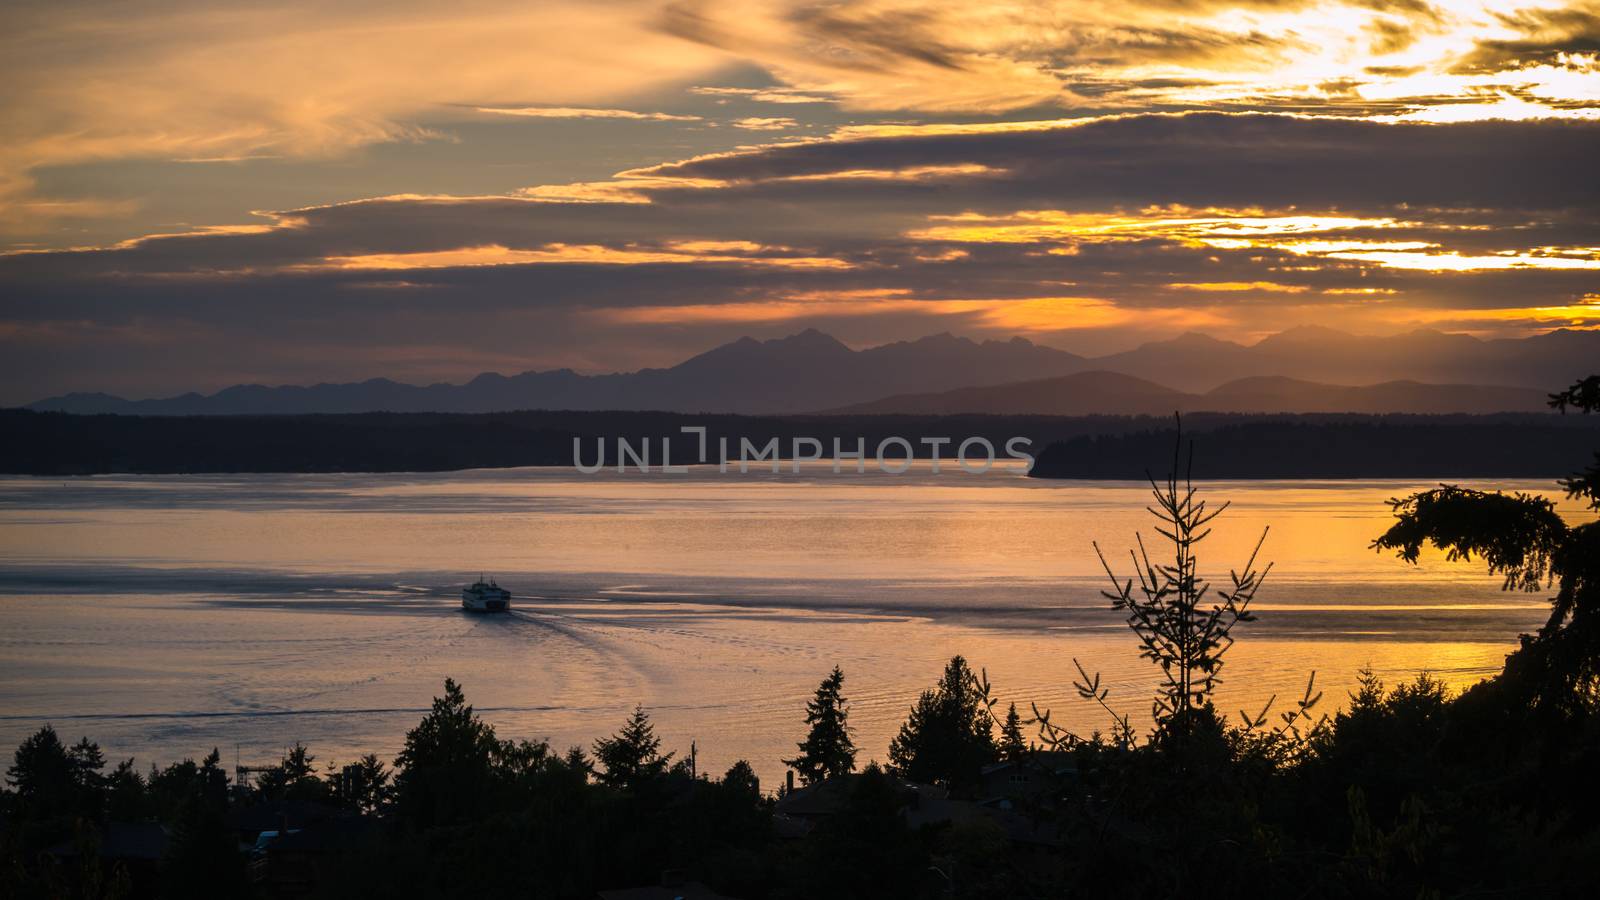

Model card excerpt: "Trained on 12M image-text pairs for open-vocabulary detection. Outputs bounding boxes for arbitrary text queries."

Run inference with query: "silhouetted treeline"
[1031,418,1600,479]
[4,652,1597,898]
[2,407,1592,476]
[0,409,581,475]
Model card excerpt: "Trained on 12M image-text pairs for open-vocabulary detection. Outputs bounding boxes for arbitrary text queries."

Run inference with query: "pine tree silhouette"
[888,656,997,788]
[785,666,858,785]
[999,702,1029,762]
[593,705,673,790]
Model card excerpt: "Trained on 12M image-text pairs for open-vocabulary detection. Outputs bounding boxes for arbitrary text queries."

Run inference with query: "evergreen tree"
[392,678,501,828]
[256,741,328,803]
[887,656,997,789]
[105,758,150,821]
[144,749,226,825]
[283,742,315,780]
[784,666,857,785]
[563,745,593,777]
[336,753,391,814]
[6,725,105,821]
[68,737,106,792]
[1374,375,1600,714]
[722,759,760,799]
[159,750,241,898]
[592,705,673,790]
[7,725,73,817]
[1091,420,1269,739]
[999,702,1029,762]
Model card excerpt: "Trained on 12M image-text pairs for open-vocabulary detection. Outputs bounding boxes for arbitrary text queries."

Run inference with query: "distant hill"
[26,326,1599,416]
[829,371,1189,416]
[1086,326,1599,393]
[831,373,1551,416]
[1202,376,1547,414]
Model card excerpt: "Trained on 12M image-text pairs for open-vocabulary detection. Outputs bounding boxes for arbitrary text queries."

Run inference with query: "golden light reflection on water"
[5,467,1580,580]
[0,467,1588,786]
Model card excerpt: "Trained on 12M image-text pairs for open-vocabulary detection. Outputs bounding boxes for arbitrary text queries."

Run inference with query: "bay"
[0,463,1579,790]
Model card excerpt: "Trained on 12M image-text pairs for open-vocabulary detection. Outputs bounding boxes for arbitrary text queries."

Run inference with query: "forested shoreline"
[3,407,1595,478]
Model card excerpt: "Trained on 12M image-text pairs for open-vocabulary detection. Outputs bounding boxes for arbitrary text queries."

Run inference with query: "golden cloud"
[306,242,853,272]
[907,206,1600,273]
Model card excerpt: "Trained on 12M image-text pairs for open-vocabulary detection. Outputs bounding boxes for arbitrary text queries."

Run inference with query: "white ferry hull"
[461,582,511,612]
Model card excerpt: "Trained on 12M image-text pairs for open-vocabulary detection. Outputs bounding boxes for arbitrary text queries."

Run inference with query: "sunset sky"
[3,0,1599,402]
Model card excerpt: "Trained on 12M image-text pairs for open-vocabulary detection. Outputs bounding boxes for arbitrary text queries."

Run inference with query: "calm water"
[0,463,1581,790]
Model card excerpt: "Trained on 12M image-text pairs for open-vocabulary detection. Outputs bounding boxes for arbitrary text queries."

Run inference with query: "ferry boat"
[462,577,511,612]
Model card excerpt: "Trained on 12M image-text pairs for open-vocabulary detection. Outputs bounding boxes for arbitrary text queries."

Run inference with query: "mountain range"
[26,326,1598,416]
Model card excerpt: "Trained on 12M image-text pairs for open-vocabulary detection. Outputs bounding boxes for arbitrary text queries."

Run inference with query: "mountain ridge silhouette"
[26,326,1597,416]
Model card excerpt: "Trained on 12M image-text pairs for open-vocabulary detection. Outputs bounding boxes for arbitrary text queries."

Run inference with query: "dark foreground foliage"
[6,652,1596,899]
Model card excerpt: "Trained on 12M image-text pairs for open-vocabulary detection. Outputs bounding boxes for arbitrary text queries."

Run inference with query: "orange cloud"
[731,117,799,130]
[1375,294,1600,332]
[309,243,852,272]
[597,293,1220,334]
[1167,282,1311,293]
